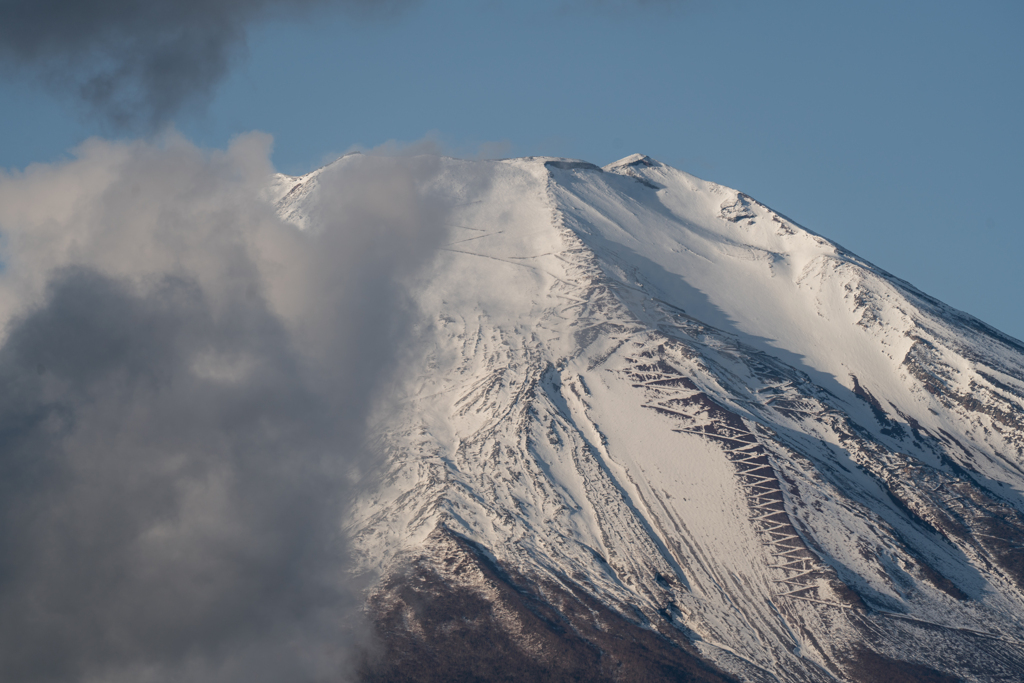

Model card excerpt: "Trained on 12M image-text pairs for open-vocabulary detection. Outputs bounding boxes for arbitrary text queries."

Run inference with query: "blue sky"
[2,0,1022,340]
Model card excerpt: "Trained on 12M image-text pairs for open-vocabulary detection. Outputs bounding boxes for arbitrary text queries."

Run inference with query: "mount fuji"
[273,153,1024,682]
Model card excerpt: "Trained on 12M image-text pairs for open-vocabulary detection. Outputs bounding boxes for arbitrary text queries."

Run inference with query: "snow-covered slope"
[276,153,1024,682]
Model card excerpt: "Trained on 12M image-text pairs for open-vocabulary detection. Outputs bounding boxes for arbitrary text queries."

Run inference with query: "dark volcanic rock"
[359,529,738,683]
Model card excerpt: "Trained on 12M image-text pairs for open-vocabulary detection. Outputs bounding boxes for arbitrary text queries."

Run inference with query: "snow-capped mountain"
[274,153,1024,682]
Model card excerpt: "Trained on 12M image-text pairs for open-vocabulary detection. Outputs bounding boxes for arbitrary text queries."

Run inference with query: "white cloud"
[0,132,452,682]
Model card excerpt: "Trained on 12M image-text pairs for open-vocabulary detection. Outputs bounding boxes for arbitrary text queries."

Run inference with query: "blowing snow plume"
[0,0,410,130]
[0,134,452,683]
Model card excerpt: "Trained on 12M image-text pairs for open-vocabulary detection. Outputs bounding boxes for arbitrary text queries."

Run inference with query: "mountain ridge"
[275,154,1024,681]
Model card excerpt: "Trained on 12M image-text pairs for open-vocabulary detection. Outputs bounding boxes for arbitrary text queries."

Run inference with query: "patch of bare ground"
[358,528,738,683]
[843,647,960,683]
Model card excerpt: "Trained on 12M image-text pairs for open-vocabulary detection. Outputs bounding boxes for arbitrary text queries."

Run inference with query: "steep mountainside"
[275,154,1024,682]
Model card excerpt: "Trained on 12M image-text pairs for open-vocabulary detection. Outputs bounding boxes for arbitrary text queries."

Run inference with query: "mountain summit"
[277,154,1024,682]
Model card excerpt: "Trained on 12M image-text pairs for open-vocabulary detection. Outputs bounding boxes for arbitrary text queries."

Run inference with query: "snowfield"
[277,153,1024,681]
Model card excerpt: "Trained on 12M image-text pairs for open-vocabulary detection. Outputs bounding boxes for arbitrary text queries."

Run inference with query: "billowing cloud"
[0,134,453,682]
[0,0,411,130]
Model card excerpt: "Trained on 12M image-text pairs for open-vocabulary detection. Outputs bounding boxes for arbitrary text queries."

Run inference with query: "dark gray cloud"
[0,0,410,130]
[0,268,353,683]
[0,134,453,682]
